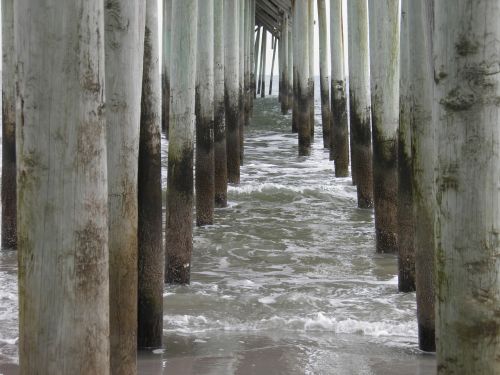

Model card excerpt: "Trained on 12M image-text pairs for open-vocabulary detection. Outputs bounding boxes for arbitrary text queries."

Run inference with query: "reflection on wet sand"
[137,332,435,375]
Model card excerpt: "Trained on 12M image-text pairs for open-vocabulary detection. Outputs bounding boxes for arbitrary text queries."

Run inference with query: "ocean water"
[0,79,436,374]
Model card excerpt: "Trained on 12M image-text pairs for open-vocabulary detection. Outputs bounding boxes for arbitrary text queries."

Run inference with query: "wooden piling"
[250,0,257,105]
[165,0,198,284]
[408,0,435,352]
[279,31,284,103]
[162,0,172,136]
[329,0,349,177]
[287,25,294,118]
[257,27,264,95]
[434,0,500,370]
[280,17,289,114]
[254,26,262,98]
[279,33,283,102]
[105,0,146,372]
[347,0,374,208]
[195,0,215,227]
[292,1,299,134]
[239,0,246,164]
[244,0,252,125]
[369,0,400,253]
[308,0,315,139]
[269,37,277,95]
[397,0,416,293]
[225,0,241,184]
[138,0,163,349]
[16,0,110,372]
[1,0,16,250]
[214,0,228,207]
[294,0,311,156]
[317,0,331,149]
[260,30,267,98]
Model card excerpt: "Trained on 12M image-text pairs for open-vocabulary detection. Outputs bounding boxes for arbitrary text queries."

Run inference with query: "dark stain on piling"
[138,19,163,349]
[434,240,446,298]
[330,80,349,177]
[411,108,436,352]
[77,120,104,169]
[372,125,397,170]
[434,69,448,84]
[171,148,194,198]
[239,87,245,165]
[138,139,163,348]
[309,78,315,139]
[75,221,107,298]
[397,117,416,291]
[214,97,227,207]
[372,117,398,254]
[162,75,170,136]
[195,87,215,226]
[281,71,289,114]
[165,147,194,285]
[440,87,476,112]
[2,95,17,249]
[224,87,240,184]
[349,93,373,209]
[320,85,331,149]
[464,64,497,90]
[440,162,460,192]
[105,0,130,50]
[292,68,299,133]
[456,34,479,57]
[456,320,499,342]
[296,77,311,156]
[418,323,436,352]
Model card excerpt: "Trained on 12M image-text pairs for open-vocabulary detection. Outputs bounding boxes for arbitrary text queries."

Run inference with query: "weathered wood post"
[196,0,215,226]
[244,0,252,125]
[279,28,284,103]
[292,2,298,134]
[280,16,289,114]
[165,0,198,284]
[138,0,163,349]
[287,24,294,117]
[250,0,257,105]
[260,30,267,98]
[308,0,315,139]
[292,0,299,134]
[15,0,110,372]
[397,0,416,293]
[105,1,145,372]
[162,0,172,136]
[434,1,500,370]
[279,32,283,102]
[269,37,278,95]
[225,0,241,184]
[317,0,331,149]
[214,0,227,207]
[369,0,400,253]
[330,0,349,177]
[1,0,16,250]
[257,27,264,95]
[409,0,435,351]
[239,0,246,163]
[294,0,311,155]
[347,0,374,208]
[254,26,261,99]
